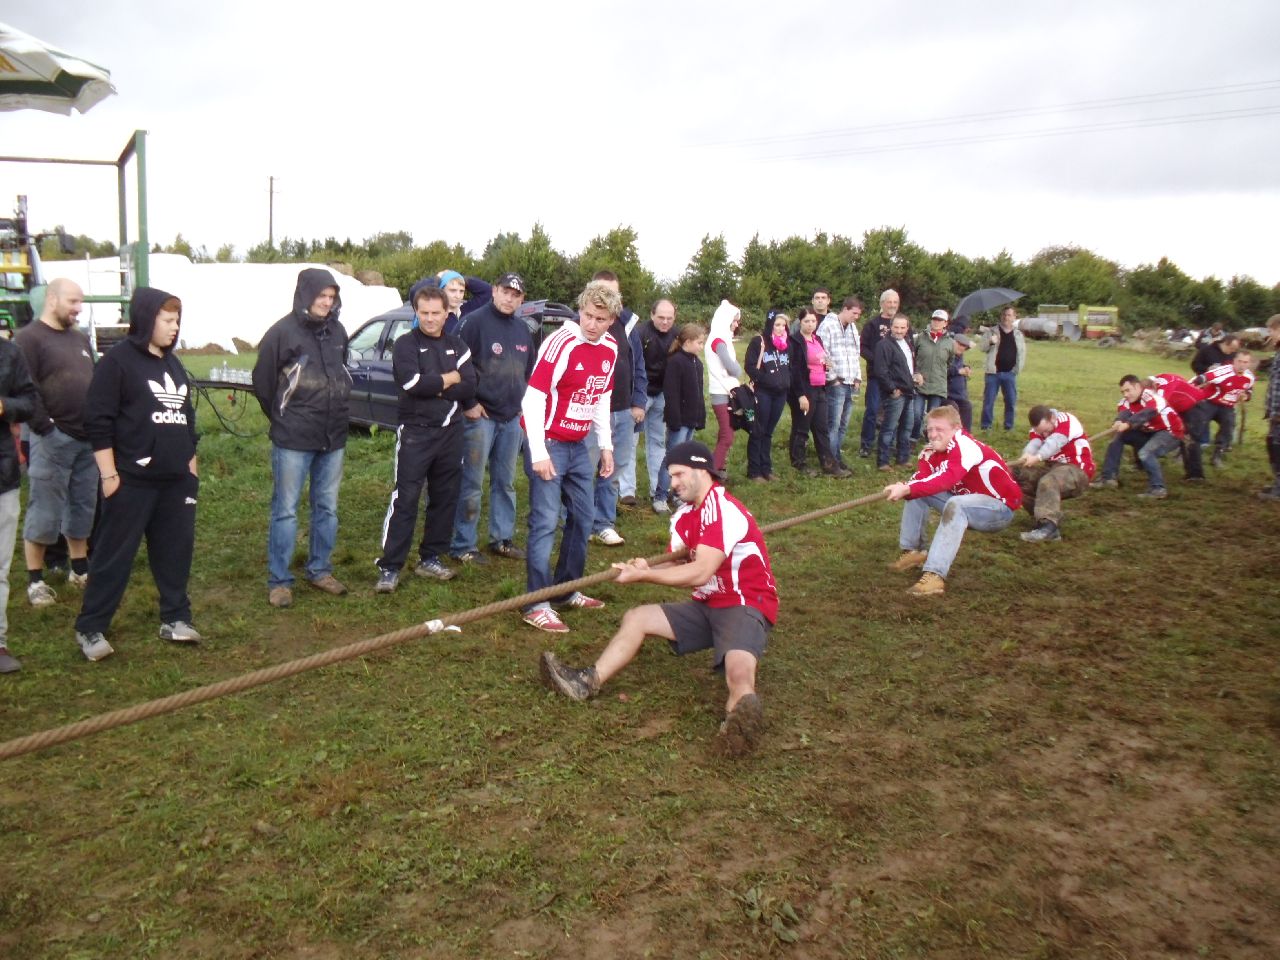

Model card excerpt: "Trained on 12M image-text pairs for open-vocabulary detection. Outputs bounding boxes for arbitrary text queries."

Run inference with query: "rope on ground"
[0,490,890,762]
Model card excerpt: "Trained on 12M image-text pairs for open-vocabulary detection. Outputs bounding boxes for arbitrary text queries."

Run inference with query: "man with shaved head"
[15,279,98,608]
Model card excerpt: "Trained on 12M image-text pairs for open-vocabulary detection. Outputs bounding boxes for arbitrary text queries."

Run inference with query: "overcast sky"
[3,0,1278,289]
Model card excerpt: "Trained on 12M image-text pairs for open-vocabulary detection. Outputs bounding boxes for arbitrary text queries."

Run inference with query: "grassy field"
[2,341,1277,959]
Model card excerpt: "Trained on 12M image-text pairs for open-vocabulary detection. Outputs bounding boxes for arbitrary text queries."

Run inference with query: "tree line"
[40,224,1280,332]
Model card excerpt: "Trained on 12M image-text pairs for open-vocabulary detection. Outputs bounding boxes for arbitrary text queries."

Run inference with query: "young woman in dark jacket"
[744,310,793,481]
[657,323,708,499]
[787,308,844,477]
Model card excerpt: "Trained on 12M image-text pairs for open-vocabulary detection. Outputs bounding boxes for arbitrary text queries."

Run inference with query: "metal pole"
[268,175,274,248]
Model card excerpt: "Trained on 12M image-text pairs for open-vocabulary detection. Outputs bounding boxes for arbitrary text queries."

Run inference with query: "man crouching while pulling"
[540,440,778,757]
[883,405,1022,596]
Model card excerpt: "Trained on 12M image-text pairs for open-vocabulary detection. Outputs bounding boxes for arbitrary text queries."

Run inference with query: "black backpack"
[727,384,757,432]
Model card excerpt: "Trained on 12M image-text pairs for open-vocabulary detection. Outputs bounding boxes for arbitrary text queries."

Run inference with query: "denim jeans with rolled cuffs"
[268,445,344,588]
[450,414,523,555]
[1100,429,1180,490]
[524,438,594,612]
[899,492,1014,579]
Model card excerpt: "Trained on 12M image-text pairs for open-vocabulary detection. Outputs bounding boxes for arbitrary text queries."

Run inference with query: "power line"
[755,103,1280,162]
[696,79,1280,150]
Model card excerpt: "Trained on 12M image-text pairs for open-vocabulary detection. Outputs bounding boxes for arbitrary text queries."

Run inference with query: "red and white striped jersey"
[908,431,1023,509]
[1150,372,1208,414]
[1201,364,1256,408]
[1027,409,1095,479]
[671,484,779,624]
[521,323,617,461]
[1117,390,1184,439]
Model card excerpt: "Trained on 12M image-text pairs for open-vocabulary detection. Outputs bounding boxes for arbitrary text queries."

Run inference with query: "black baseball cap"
[666,441,715,471]
[495,272,526,293]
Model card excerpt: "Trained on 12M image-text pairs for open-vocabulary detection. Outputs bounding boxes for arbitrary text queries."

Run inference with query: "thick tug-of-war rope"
[0,490,892,761]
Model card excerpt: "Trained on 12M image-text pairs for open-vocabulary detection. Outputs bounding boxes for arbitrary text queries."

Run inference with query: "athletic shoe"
[0,646,21,674]
[1137,487,1168,500]
[67,571,88,589]
[27,581,56,607]
[449,549,489,566]
[374,568,400,593]
[858,447,871,458]
[888,550,928,572]
[523,607,569,633]
[716,693,765,758]
[592,527,625,546]
[1089,477,1119,490]
[1211,451,1225,469]
[309,574,348,595]
[539,651,599,699]
[553,592,605,610]
[651,499,670,515]
[414,557,456,581]
[159,621,203,644]
[1020,521,1061,543]
[908,572,946,597]
[268,586,293,608]
[488,540,526,560]
[76,631,115,662]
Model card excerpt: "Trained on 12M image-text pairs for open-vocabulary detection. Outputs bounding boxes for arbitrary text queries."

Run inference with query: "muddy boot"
[716,693,765,758]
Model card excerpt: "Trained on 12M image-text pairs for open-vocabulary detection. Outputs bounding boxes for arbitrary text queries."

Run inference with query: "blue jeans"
[899,492,1014,579]
[590,409,636,534]
[642,394,667,501]
[268,445,344,588]
[878,390,913,467]
[981,372,1019,430]
[825,382,855,462]
[859,378,882,452]
[912,394,946,441]
[450,415,522,554]
[748,389,787,478]
[524,438,594,610]
[1100,429,1180,490]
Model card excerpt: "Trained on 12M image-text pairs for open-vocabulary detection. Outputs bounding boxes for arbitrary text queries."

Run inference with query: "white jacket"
[704,299,741,396]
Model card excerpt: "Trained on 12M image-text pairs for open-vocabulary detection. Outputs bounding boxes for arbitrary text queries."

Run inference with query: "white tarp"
[41,254,403,353]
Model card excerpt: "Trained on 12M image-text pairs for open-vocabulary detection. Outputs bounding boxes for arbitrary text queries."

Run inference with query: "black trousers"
[75,474,198,635]
[789,384,835,469]
[378,423,463,571]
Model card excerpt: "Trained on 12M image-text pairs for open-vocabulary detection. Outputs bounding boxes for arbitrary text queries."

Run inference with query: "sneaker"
[888,550,928,572]
[652,499,670,515]
[592,527,625,546]
[619,495,638,507]
[553,592,605,610]
[76,631,115,662]
[523,607,569,633]
[27,581,56,607]
[1211,451,1225,469]
[716,693,765,758]
[908,572,946,597]
[414,557,456,581]
[374,567,400,593]
[268,586,293,608]
[539,651,599,699]
[488,540,526,560]
[67,571,88,589]
[449,549,490,566]
[309,574,348,596]
[0,646,21,674]
[1089,477,1119,490]
[858,447,871,458]
[1020,520,1061,543]
[159,621,203,644]
[1137,487,1168,500]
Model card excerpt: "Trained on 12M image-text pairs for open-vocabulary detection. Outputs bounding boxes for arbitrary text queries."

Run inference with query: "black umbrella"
[952,287,1024,322]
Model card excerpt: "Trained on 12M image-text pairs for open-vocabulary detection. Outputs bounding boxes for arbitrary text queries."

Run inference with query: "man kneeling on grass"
[883,405,1022,597]
[1012,405,1095,543]
[540,441,778,757]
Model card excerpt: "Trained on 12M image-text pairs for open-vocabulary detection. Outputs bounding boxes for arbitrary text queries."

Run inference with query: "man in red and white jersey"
[519,281,619,633]
[882,405,1022,597]
[541,441,777,757]
[1194,351,1256,468]
[1091,374,1183,499]
[1012,405,1094,543]
[1146,371,1210,480]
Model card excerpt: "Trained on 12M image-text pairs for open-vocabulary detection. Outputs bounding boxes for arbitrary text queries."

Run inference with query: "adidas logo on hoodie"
[150,372,189,425]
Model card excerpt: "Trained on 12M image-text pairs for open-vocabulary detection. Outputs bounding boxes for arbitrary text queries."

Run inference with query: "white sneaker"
[651,499,670,515]
[27,581,56,607]
[67,571,88,589]
[159,621,203,644]
[76,631,115,662]
[593,527,625,546]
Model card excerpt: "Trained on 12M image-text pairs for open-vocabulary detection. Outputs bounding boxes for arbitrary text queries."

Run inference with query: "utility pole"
[268,175,276,249]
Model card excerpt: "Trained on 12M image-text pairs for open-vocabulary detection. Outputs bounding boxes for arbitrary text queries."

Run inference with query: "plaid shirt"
[1267,349,1280,420]
[817,314,862,384]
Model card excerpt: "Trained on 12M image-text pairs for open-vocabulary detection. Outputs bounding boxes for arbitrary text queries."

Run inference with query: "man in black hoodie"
[252,269,351,608]
[374,287,477,591]
[73,288,200,662]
